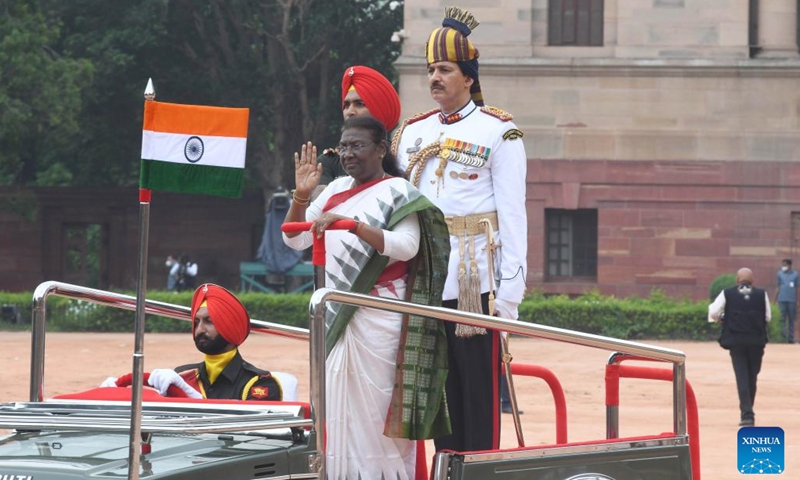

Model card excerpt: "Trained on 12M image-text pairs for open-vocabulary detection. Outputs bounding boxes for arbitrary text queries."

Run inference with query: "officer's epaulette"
[480,105,514,122]
[405,108,440,125]
[391,108,439,156]
[322,147,337,156]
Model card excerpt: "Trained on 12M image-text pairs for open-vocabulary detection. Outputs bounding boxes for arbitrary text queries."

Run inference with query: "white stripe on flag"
[141,131,247,168]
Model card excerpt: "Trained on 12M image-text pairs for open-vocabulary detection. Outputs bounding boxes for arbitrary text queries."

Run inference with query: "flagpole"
[127,78,155,480]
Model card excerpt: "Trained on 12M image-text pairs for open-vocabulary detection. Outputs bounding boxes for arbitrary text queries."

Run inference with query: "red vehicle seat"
[52,387,311,418]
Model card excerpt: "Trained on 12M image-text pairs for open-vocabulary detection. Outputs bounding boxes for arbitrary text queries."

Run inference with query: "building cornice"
[395,55,800,78]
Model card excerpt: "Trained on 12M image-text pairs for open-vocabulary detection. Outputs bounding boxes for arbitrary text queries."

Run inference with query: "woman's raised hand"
[294,142,321,196]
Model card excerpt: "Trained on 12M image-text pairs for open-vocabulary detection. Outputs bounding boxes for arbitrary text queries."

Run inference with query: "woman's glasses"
[336,141,374,155]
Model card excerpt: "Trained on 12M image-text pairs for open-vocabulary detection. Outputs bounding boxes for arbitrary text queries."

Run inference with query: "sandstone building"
[396,0,800,299]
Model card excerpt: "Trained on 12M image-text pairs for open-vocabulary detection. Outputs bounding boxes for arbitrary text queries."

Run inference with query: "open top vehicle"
[0,281,699,479]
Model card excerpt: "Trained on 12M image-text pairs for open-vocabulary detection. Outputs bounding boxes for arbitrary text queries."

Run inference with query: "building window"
[546,209,598,278]
[548,0,604,46]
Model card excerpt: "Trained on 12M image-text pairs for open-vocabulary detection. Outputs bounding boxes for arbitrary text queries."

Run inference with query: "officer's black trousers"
[434,293,501,452]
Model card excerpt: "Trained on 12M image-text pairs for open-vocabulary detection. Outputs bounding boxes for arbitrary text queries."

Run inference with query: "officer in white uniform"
[392,6,528,452]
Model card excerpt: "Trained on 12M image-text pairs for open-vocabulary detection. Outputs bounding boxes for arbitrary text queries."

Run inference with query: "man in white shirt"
[392,6,528,452]
[167,253,197,292]
[708,268,771,426]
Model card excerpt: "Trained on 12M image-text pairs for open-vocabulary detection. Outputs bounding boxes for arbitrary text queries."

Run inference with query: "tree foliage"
[159,0,403,198]
[0,0,93,185]
[0,0,403,202]
[43,0,169,186]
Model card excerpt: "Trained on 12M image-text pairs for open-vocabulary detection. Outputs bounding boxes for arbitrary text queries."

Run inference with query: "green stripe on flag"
[140,160,243,198]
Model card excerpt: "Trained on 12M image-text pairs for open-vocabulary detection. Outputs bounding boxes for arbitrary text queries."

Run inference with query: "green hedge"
[709,273,737,301]
[0,290,311,333]
[0,289,782,342]
[519,290,716,341]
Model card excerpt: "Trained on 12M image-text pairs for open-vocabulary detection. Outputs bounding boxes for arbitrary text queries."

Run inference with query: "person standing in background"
[775,258,797,343]
[166,253,198,292]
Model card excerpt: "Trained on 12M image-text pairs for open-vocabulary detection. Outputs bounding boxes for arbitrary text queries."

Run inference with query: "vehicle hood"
[0,430,293,479]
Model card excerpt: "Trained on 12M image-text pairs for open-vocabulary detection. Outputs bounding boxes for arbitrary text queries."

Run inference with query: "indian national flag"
[140,101,249,198]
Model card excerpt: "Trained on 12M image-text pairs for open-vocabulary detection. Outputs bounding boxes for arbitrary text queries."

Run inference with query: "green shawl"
[324,192,451,440]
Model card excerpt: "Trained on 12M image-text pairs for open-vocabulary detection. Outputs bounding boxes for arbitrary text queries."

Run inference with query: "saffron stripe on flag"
[139,160,243,198]
[143,101,249,138]
[141,131,247,168]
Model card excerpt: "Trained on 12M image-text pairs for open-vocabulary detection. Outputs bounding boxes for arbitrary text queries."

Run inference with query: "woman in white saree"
[283,116,451,480]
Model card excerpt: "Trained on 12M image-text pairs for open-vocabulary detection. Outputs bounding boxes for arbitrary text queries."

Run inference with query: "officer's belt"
[444,211,498,236]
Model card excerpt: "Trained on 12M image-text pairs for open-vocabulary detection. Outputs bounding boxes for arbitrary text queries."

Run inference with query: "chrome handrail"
[1,400,311,434]
[30,281,309,402]
[0,413,312,434]
[308,288,687,479]
[26,281,689,479]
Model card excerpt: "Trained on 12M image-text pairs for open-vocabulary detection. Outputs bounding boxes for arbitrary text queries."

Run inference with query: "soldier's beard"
[195,333,230,355]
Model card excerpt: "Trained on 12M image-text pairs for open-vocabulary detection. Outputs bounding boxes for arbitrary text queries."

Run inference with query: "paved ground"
[2,331,798,479]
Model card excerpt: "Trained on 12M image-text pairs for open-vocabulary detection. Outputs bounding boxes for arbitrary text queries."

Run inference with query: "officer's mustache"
[430,82,445,91]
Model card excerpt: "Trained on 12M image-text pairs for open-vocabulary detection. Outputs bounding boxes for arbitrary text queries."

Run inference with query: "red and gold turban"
[191,283,250,346]
[341,66,401,131]
[425,6,484,106]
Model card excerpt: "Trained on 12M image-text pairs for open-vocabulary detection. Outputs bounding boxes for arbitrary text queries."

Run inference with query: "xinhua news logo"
[738,426,784,474]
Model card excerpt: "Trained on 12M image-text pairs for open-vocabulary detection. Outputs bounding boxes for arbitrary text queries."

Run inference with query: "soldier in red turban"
[312,66,401,190]
[100,284,286,401]
[149,283,281,400]
[190,282,250,350]
[147,284,283,400]
[341,65,401,133]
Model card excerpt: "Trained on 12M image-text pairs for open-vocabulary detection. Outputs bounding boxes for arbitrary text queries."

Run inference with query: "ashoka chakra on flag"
[184,136,205,163]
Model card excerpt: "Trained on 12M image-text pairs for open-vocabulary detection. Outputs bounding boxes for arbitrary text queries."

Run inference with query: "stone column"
[758,0,799,57]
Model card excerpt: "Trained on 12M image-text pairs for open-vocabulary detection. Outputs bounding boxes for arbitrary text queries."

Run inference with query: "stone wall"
[0,188,264,293]
[397,0,800,300]
[400,1,770,60]
[531,159,799,298]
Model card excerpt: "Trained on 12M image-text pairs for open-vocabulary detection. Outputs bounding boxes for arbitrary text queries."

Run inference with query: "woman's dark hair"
[341,116,403,178]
